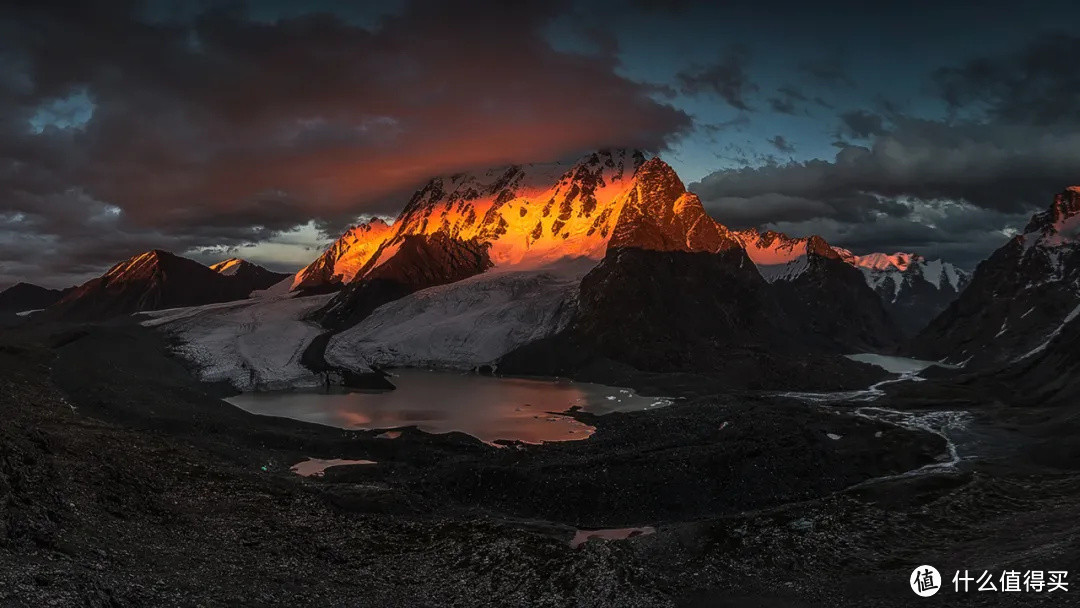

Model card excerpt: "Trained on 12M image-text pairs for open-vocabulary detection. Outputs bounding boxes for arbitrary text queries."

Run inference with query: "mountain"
[210,258,290,293]
[909,187,1080,367]
[136,150,898,392]
[313,151,894,347]
[46,250,259,321]
[838,251,970,336]
[317,233,493,329]
[992,301,1080,405]
[315,151,894,390]
[295,149,646,297]
[495,159,888,388]
[312,149,648,328]
[291,219,394,293]
[734,230,901,351]
[0,282,70,312]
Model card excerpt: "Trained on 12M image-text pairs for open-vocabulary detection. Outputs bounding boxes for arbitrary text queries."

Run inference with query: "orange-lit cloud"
[0,0,691,286]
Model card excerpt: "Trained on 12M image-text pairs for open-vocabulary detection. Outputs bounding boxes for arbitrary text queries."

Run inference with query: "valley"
[3,149,1080,606]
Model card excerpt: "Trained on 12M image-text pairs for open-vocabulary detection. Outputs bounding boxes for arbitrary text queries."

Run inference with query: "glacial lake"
[845,353,952,375]
[225,369,671,445]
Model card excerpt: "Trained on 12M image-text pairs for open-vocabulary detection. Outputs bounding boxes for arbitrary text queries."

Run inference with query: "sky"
[4,0,1080,288]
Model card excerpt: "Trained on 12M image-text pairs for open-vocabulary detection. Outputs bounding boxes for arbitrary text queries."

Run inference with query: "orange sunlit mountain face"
[291,150,748,291]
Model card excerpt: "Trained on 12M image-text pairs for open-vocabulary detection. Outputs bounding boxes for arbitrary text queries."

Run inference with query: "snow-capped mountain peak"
[852,252,917,272]
[729,228,969,334]
[101,249,181,281]
[291,217,395,291]
[846,252,968,295]
[731,229,840,282]
[608,156,737,253]
[210,258,290,292]
[843,252,970,335]
[384,148,648,268]
[296,149,730,292]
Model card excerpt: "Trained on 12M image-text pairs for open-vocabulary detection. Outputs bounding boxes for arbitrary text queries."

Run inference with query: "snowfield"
[325,258,593,371]
[140,293,335,391]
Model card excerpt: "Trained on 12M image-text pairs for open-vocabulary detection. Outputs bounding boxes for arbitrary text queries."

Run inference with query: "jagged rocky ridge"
[291,219,394,293]
[909,187,1080,368]
[311,149,649,329]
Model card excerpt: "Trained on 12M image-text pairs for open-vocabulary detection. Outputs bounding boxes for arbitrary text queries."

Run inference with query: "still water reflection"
[290,458,376,477]
[226,369,670,445]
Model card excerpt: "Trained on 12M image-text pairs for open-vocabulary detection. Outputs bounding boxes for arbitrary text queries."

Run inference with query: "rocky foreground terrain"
[2,319,1079,607]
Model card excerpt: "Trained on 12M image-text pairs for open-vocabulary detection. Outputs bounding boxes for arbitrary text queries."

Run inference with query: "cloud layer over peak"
[0,0,690,287]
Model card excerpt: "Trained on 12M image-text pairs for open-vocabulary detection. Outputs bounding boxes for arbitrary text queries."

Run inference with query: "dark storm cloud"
[676,46,757,111]
[766,135,795,153]
[767,85,809,116]
[934,32,1080,125]
[697,118,1080,215]
[692,115,1080,265]
[836,110,886,139]
[691,32,1080,266]
[0,0,691,286]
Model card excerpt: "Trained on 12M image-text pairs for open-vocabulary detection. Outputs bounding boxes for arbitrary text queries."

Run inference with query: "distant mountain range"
[839,251,970,336]
[32,251,287,321]
[33,148,1072,393]
[307,151,900,388]
[294,188,968,339]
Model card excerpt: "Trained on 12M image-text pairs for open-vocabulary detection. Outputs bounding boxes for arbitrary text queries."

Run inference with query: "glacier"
[325,258,594,371]
[140,292,335,391]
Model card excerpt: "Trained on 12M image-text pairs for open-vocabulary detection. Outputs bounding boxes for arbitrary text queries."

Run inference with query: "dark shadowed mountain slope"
[736,230,901,352]
[839,252,969,337]
[315,233,493,330]
[497,160,890,390]
[770,240,901,353]
[209,258,290,293]
[46,250,257,321]
[994,306,1080,405]
[908,187,1080,367]
[0,282,70,312]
